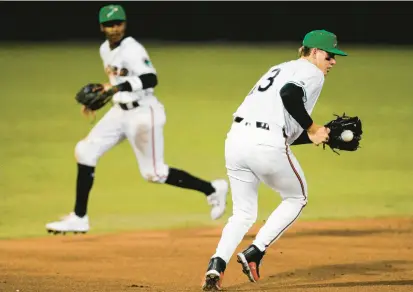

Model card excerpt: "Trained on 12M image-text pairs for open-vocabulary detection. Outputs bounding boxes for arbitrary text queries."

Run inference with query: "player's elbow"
[74,140,99,167]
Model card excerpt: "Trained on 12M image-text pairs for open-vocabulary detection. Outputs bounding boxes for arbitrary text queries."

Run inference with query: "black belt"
[118,101,140,110]
[234,116,270,131]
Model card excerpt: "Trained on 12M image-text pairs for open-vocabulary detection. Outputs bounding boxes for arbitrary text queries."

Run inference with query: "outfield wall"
[1,2,411,45]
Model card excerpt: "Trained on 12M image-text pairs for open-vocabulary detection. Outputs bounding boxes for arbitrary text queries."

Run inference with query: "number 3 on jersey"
[248,68,281,95]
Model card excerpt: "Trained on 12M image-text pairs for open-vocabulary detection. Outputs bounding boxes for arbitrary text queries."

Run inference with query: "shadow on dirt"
[283,279,413,289]
[246,228,410,239]
[198,228,411,240]
[230,260,413,291]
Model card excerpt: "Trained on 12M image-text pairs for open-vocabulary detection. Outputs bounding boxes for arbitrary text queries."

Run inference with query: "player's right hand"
[80,105,96,121]
[102,83,112,92]
[307,123,330,146]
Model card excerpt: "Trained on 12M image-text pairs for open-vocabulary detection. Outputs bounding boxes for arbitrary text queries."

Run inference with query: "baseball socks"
[74,166,215,218]
[74,163,95,218]
[165,168,215,196]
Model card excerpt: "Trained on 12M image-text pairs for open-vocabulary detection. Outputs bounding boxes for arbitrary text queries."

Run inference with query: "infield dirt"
[1,217,412,292]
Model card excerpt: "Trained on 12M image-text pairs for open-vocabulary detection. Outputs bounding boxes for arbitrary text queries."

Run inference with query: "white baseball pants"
[74,103,169,183]
[212,121,308,263]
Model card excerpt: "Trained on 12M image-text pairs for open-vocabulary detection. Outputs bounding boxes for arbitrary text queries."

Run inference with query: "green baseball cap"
[99,4,126,24]
[303,30,347,56]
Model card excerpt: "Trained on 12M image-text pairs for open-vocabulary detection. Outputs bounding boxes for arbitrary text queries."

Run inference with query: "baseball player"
[202,30,347,290]
[45,4,228,234]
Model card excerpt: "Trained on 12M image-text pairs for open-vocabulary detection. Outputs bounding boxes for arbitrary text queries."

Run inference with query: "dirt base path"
[1,217,412,292]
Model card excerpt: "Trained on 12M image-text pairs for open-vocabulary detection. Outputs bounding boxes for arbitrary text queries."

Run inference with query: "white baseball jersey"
[99,36,158,104]
[234,58,324,144]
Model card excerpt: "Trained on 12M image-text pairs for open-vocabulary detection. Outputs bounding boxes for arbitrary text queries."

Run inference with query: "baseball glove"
[323,113,363,155]
[75,83,114,111]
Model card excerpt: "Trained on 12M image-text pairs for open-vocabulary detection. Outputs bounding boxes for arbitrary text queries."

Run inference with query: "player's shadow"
[229,260,413,291]
[280,279,413,289]
[196,227,411,240]
[243,228,408,239]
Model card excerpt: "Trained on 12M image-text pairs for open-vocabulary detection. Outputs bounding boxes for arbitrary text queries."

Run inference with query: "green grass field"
[1,43,412,239]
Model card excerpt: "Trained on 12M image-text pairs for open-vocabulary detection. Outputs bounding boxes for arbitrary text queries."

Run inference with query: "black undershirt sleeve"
[116,73,158,92]
[291,131,312,145]
[139,73,158,89]
[280,82,313,146]
[116,81,132,92]
[279,82,313,130]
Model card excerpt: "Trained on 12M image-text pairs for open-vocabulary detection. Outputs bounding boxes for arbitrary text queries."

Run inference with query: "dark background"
[2,1,412,44]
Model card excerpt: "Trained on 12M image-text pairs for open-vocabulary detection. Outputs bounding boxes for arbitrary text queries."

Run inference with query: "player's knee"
[140,165,169,184]
[74,140,98,167]
[142,173,164,183]
[229,210,257,228]
[285,196,308,207]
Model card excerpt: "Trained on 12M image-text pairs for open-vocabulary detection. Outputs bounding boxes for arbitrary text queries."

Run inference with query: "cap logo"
[107,7,119,18]
[333,36,338,48]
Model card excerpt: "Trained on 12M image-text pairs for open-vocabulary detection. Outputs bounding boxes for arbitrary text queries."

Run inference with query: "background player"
[46,4,228,234]
[202,30,347,290]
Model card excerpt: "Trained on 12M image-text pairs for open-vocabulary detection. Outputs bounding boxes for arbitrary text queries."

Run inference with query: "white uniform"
[75,36,169,182]
[212,59,324,263]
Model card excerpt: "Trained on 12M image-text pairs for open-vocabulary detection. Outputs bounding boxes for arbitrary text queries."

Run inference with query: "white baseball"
[341,130,354,142]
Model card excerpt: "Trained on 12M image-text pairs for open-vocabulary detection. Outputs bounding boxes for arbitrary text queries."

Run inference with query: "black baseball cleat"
[202,257,226,291]
[236,244,265,283]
